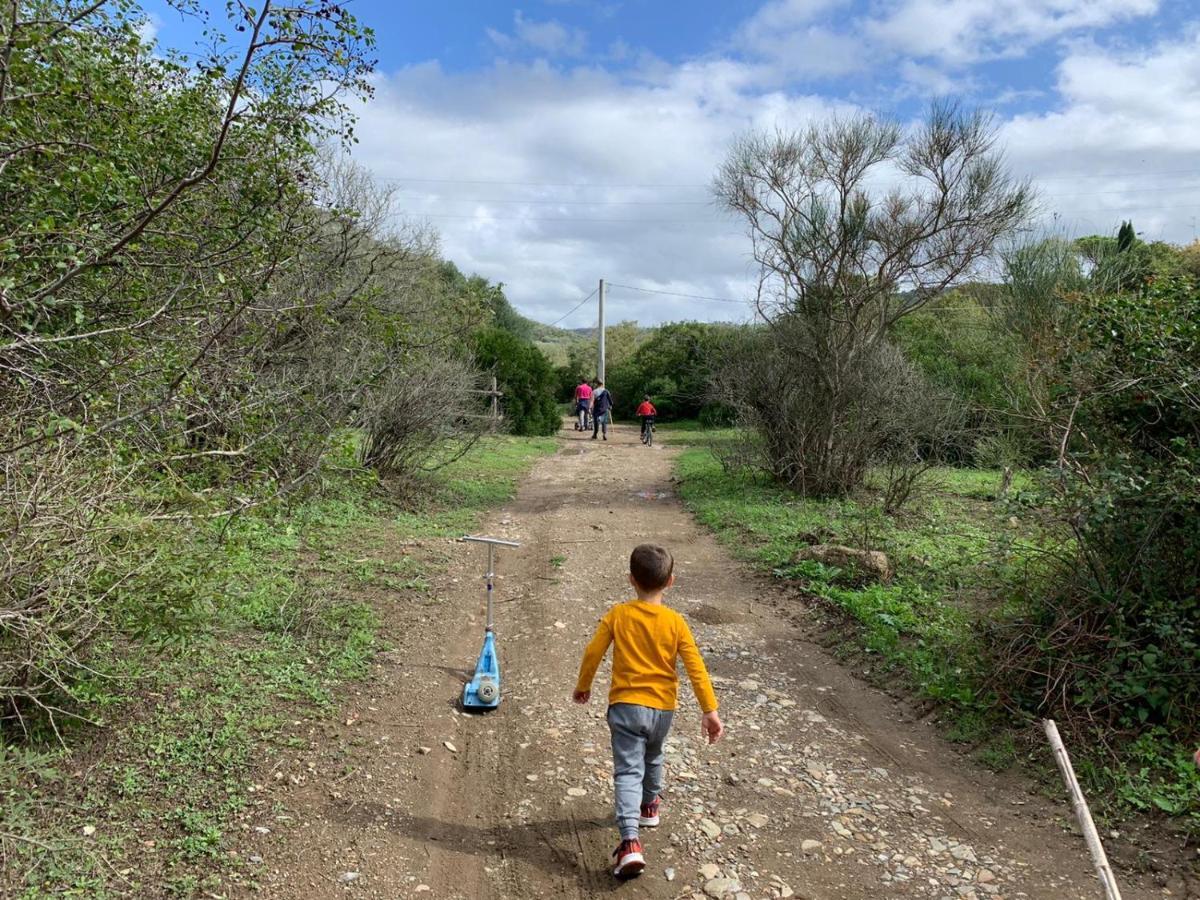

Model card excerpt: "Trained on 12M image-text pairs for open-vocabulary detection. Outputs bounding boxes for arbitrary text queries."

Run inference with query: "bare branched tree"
[358,354,487,476]
[710,320,966,499]
[0,443,130,737]
[0,3,491,728]
[713,102,1032,495]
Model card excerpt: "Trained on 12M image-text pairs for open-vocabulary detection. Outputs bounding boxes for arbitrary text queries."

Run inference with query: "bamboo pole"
[1043,719,1123,900]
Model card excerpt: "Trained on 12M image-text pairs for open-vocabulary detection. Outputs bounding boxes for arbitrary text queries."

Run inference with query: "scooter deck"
[462,631,501,710]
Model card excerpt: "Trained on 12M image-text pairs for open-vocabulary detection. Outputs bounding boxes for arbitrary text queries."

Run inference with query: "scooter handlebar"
[461,535,521,548]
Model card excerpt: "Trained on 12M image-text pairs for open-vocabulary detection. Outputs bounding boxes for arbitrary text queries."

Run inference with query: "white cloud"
[348,59,837,325]
[895,60,971,96]
[735,0,848,55]
[733,0,867,81]
[863,0,1160,65]
[1001,29,1200,240]
[137,12,160,46]
[487,11,588,58]
[345,7,1200,327]
[733,0,1160,91]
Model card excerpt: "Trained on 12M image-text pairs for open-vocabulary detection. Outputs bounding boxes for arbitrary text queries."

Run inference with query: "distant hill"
[521,317,589,367]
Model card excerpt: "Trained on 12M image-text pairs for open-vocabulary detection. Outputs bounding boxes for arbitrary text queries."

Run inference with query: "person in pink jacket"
[573,380,593,431]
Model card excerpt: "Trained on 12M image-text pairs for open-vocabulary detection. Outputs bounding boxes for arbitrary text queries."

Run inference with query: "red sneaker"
[639,795,662,827]
[612,838,645,878]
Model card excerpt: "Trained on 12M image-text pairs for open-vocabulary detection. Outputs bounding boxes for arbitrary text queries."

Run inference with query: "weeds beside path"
[663,424,1199,885]
[1,436,555,898]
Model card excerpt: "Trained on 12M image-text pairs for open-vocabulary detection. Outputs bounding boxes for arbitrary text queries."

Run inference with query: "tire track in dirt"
[247,424,1164,900]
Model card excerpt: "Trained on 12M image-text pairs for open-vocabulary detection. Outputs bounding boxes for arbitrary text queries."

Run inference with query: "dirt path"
[244,424,1166,900]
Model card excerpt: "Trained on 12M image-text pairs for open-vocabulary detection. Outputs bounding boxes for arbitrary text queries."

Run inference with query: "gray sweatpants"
[607,703,674,840]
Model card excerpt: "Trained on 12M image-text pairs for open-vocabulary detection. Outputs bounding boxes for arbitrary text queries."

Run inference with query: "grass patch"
[1,434,557,897]
[669,427,1200,836]
[656,421,739,447]
[669,432,1049,745]
[390,435,557,537]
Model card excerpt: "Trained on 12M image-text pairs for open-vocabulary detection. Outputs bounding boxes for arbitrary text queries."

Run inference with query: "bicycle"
[640,416,655,446]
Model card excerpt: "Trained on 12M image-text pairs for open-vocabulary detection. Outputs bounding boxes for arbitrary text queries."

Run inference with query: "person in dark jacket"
[591,381,613,441]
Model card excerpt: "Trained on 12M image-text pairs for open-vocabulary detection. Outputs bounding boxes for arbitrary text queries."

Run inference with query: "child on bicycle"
[636,395,656,444]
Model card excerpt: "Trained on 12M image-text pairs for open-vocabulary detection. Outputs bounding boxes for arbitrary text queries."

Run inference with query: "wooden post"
[470,380,503,429]
[1043,719,1123,900]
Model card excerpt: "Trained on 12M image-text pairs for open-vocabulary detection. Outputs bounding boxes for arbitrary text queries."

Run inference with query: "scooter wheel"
[477,678,498,703]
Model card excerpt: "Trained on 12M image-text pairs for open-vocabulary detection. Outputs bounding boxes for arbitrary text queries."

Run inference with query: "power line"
[1049,201,1200,215]
[391,197,1200,234]
[606,282,747,304]
[394,184,1200,204]
[545,286,598,328]
[1044,183,1200,199]
[379,175,706,189]
[376,168,1200,189]
[1031,168,1200,182]
[399,195,713,206]
[397,199,1200,224]
[397,210,733,225]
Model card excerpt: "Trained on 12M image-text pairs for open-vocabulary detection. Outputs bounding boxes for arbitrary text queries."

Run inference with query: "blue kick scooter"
[460,535,521,711]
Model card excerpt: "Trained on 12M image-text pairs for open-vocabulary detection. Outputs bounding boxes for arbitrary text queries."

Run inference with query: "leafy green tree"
[473,328,560,436]
[555,346,591,400]
[1,0,378,473]
[485,283,535,341]
[1180,239,1200,279]
[1073,225,1186,292]
[1144,240,1186,278]
[997,275,1200,744]
[0,1,493,728]
[893,295,1031,463]
[604,320,644,377]
[608,321,741,420]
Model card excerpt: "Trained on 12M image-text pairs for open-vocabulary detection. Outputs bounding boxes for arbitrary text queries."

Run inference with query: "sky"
[145,0,1200,327]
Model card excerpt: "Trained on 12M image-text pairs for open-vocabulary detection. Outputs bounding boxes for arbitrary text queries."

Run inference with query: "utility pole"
[597,278,606,382]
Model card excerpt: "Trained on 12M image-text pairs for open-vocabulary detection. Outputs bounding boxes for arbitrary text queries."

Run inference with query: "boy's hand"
[572,689,590,704]
[702,711,724,744]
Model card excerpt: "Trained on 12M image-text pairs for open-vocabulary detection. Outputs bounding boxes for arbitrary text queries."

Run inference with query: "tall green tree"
[1117,219,1136,253]
[608,321,741,420]
[0,1,495,730]
[473,328,560,436]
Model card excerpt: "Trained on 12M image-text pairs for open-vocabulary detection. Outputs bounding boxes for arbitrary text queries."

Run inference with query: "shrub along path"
[248,423,1164,899]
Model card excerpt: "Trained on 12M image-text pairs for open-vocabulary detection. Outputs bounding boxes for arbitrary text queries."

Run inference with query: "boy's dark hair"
[630,544,673,592]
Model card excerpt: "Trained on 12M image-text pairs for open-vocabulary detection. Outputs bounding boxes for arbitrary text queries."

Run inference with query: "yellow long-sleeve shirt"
[575,600,719,714]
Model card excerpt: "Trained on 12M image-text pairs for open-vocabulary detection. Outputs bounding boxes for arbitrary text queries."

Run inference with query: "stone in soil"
[699,863,721,880]
[703,876,742,898]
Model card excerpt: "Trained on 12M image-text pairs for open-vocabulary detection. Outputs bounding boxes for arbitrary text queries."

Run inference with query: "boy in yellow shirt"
[573,544,724,878]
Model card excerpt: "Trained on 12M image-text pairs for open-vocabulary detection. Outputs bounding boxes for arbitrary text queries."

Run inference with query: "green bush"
[473,328,561,436]
[893,295,1034,463]
[995,276,1200,740]
[607,322,742,420]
